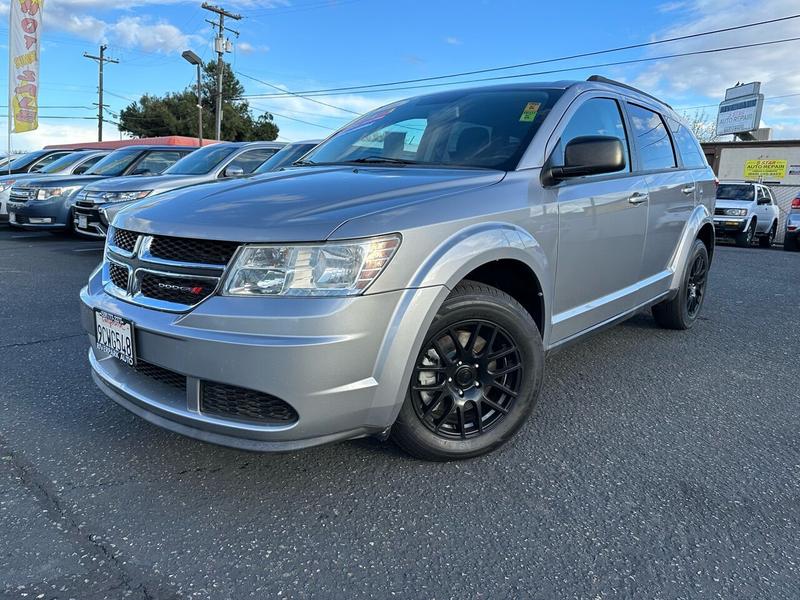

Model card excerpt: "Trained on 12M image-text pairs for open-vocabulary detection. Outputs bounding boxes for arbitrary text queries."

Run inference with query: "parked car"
[80,77,716,460]
[713,181,780,248]
[784,195,800,251]
[0,150,109,223]
[0,148,85,222]
[251,140,320,173]
[73,142,283,238]
[7,145,193,233]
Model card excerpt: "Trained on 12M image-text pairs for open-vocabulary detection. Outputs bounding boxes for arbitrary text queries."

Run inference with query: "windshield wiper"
[348,156,418,166]
[292,159,317,166]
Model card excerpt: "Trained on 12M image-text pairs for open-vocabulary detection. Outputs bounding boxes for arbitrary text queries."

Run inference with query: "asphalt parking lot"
[0,227,798,600]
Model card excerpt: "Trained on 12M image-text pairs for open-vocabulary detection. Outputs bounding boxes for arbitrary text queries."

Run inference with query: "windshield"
[39,152,92,174]
[7,150,48,170]
[717,184,754,201]
[255,143,317,173]
[164,144,238,175]
[85,149,141,176]
[303,88,563,171]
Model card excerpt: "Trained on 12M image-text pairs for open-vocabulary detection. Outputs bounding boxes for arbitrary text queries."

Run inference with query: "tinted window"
[164,144,238,175]
[627,104,676,170]
[39,152,92,174]
[554,97,629,174]
[30,152,71,172]
[668,119,706,168]
[224,148,278,175]
[304,88,564,170]
[132,151,186,175]
[255,143,318,173]
[86,150,142,176]
[7,150,48,170]
[72,154,106,175]
[716,184,754,201]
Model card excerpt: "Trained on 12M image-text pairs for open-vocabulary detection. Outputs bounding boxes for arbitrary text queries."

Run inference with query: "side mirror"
[223,165,245,178]
[543,136,626,185]
[757,196,770,205]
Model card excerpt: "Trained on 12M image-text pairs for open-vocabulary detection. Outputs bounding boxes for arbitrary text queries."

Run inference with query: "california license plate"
[94,310,136,366]
[78,214,88,229]
[8,212,15,223]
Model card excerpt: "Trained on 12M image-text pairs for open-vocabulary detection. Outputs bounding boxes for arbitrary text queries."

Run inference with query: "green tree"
[119,61,279,141]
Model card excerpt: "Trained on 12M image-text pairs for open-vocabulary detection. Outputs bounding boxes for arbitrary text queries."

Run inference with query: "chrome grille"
[75,189,107,207]
[103,228,236,312]
[9,187,33,204]
[714,208,725,216]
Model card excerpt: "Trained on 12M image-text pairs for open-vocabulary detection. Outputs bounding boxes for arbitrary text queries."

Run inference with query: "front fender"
[668,203,714,291]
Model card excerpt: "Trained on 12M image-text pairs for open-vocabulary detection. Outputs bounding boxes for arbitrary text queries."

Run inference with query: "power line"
[239,13,800,98]
[249,104,336,130]
[237,71,360,115]
[242,35,800,99]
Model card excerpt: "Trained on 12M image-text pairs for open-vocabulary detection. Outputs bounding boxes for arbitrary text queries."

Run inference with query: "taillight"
[792,197,800,208]
[714,177,720,188]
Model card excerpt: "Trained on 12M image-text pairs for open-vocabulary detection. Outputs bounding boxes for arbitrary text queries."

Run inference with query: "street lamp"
[182,50,203,147]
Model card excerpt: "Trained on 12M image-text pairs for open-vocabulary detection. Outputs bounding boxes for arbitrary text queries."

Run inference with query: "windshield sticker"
[519,102,541,122]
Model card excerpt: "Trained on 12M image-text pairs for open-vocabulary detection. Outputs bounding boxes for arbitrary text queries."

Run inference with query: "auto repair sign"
[9,0,43,133]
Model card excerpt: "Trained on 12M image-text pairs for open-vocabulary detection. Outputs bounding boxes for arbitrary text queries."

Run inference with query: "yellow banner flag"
[9,0,44,133]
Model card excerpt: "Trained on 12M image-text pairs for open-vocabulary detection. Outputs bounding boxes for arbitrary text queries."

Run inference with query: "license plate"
[8,211,15,224]
[78,214,88,229]
[94,310,136,366]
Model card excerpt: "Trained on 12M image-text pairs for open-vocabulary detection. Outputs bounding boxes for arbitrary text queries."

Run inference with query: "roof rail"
[586,75,673,109]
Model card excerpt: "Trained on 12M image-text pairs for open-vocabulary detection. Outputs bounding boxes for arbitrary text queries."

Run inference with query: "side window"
[667,119,706,168]
[73,155,104,175]
[30,152,70,172]
[758,187,771,204]
[627,104,676,171]
[554,97,629,174]
[225,148,277,175]
[133,151,184,175]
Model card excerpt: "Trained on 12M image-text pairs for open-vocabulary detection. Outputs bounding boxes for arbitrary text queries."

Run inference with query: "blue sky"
[2,0,800,150]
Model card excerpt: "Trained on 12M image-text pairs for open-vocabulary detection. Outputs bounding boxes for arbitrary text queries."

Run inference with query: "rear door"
[627,104,694,292]
[548,94,649,342]
[756,186,772,232]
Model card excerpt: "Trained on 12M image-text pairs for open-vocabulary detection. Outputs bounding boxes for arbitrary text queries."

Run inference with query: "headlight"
[101,190,152,203]
[223,234,401,297]
[723,208,748,216]
[35,185,82,200]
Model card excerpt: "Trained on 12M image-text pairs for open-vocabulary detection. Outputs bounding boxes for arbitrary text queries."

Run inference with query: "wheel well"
[463,260,544,335]
[697,223,715,263]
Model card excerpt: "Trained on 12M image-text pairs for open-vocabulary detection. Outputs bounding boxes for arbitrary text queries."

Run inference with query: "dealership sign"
[9,0,43,133]
[716,82,764,137]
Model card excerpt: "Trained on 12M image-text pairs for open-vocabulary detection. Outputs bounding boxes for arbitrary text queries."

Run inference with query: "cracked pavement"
[0,228,798,599]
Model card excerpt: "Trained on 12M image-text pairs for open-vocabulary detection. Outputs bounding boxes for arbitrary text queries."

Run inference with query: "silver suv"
[80,77,716,460]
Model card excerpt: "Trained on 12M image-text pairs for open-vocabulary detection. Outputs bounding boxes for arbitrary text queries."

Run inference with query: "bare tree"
[680,109,719,142]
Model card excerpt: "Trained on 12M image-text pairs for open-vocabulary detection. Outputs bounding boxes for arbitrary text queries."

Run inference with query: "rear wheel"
[652,239,709,330]
[391,281,544,461]
[759,222,776,248]
[735,220,755,247]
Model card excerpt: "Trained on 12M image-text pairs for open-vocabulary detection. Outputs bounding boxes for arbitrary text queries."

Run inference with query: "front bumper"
[6,197,72,230]
[73,203,110,237]
[81,268,446,451]
[713,216,747,236]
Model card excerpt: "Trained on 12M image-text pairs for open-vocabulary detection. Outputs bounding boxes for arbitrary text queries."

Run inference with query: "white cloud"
[238,41,270,54]
[3,120,121,151]
[445,36,462,46]
[630,0,800,139]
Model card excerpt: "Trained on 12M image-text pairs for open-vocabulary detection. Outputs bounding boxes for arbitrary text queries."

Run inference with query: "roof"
[44,136,218,150]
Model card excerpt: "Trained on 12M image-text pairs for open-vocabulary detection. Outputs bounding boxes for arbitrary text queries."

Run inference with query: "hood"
[115,166,505,242]
[715,198,754,210]
[84,173,206,195]
[18,174,108,188]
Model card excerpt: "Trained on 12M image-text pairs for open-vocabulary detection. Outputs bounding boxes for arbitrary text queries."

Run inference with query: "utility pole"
[83,45,119,142]
[201,3,240,140]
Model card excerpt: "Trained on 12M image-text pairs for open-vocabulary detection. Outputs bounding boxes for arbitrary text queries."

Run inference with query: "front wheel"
[735,220,755,247]
[652,239,709,330]
[391,281,544,461]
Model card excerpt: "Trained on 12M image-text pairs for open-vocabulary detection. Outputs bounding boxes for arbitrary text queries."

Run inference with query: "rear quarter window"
[627,104,676,171]
[668,119,707,168]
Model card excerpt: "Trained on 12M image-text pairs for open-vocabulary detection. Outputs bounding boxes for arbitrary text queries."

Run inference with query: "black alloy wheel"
[685,252,707,319]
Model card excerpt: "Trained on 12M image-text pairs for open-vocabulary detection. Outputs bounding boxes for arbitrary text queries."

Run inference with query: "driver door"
[547,95,649,343]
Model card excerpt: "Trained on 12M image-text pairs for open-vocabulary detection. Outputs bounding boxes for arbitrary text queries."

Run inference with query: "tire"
[652,239,709,330]
[735,220,755,247]
[391,280,544,461]
[758,222,776,248]
[785,234,798,252]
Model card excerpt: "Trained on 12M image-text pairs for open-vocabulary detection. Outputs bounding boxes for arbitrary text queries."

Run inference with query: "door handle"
[628,192,648,205]
[681,185,696,195]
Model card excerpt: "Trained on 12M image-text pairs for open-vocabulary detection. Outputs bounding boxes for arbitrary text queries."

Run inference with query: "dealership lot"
[0,228,798,599]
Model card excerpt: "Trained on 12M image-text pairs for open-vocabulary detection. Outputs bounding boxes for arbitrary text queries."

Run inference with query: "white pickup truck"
[714,181,780,248]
